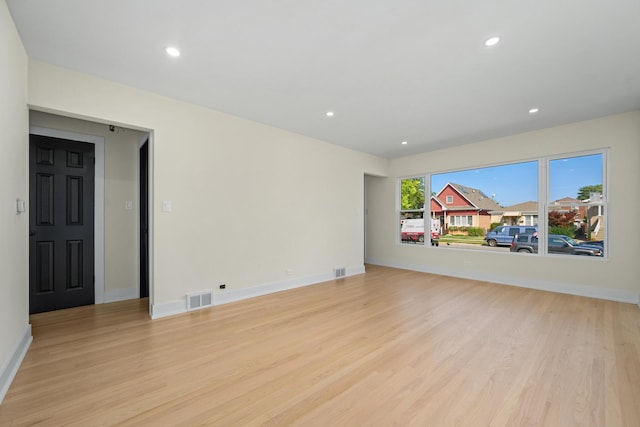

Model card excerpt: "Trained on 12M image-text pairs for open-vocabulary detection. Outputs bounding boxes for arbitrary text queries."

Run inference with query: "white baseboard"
[150,300,186,319]
[0,325,32,405]
[214,271,334,305]
[365,257,640,305]
[150,265,365,319]
[103,286,139,303]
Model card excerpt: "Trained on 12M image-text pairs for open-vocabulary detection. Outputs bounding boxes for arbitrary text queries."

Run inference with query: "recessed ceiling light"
[529,107,539,114]
[326,111,334,117]
[484,36,500,47]
[165,46,181,57]
[401,141,408,145]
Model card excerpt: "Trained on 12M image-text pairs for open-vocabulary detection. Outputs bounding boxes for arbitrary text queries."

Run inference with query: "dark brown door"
[29,135,95,314]
[139,140,149,298]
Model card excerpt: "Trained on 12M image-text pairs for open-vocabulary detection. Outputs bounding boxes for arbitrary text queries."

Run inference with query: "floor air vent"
[334,267,346,278]
[187,291,214,311]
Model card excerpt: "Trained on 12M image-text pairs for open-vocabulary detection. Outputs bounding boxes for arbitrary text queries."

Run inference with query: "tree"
[548,210,577,227]
[401,178,425,210]
[548,210,577,238]
[577,184,602,201]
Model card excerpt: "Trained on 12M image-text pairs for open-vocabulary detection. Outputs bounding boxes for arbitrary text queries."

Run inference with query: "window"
[399,177,425,245]
[431,161,538,250]
[398,150,607,258]
[449,215,473,226]
[547,152,606,257]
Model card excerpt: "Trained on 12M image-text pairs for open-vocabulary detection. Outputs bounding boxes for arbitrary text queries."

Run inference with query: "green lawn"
[439,235,486,245]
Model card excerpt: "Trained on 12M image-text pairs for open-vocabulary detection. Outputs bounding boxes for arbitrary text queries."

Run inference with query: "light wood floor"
[1,265,639,426]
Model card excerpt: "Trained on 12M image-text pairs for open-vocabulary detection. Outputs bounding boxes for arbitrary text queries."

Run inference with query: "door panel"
[66,240,84,288]
[36,173,55,225]
[35,241,55,293]
[29,135,95,314]
[66,175,84,225]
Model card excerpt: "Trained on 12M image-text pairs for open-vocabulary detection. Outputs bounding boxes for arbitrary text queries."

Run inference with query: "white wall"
[29,111,144,302]
[0,0,30,403]
[28,60,389,315]
[366,112,640,302]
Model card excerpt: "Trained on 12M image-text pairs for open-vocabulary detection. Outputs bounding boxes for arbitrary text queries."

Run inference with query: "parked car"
[510,234,603,256]
[579,239,604,249]
[484,225,538,247]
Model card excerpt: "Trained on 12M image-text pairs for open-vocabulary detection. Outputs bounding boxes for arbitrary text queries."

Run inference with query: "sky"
[430,154,603,207]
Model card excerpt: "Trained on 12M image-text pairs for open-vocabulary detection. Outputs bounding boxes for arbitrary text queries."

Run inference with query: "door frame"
[29,126,106,303]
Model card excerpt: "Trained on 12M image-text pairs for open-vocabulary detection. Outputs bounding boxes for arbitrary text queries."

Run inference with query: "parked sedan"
[554,235,605,255]
[510,234,604,256]
[578,239,604,249]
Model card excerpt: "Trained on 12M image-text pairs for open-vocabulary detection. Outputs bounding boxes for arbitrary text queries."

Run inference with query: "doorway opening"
[28,111,152,315]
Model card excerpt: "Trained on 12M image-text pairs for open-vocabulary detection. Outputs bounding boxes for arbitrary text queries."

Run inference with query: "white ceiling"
[7,0,640,158]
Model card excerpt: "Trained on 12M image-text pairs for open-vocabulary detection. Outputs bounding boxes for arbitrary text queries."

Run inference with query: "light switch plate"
[162,200,172,212]
[16,198,26,214]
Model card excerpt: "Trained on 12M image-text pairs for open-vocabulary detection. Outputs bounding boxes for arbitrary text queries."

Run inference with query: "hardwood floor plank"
[1,265,639,426]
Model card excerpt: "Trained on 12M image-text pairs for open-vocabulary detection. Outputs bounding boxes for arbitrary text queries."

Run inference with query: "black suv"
[510,234,604,256]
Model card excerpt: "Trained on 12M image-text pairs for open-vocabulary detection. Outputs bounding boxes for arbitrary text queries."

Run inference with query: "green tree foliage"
[401,178,425,210]
[577,184,602,200]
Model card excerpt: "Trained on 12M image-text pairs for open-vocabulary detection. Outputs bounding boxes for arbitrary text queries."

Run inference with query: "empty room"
[1,1,639,425]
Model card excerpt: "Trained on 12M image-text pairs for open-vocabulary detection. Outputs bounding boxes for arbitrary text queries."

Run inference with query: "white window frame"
[394,149,609,257]
[449,215,473,226]
[398,175,428,246]
[543,149,608,258]
[523,215,538,226]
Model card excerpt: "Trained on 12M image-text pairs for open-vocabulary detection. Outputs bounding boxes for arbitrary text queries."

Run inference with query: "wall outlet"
[219,284,226,289]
